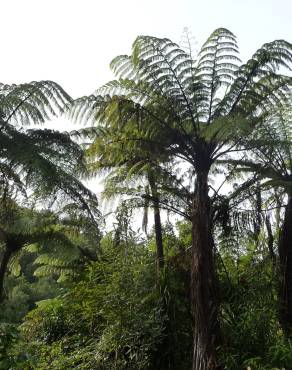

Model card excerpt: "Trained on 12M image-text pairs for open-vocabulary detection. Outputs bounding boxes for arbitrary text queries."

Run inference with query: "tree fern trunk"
[153,197,164,270]
[149,175,164,271]
[279,194,292,336]
[191,171,219,370]
[265,215,276,265]
[0,246,13,303]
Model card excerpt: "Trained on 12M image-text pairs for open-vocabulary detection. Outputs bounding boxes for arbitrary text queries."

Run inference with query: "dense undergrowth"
[1,219,292,370]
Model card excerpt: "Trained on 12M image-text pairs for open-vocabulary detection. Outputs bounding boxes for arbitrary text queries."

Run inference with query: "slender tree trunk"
[253,184,262,245]
[265,215,276,265]
[279,194,292,335]
[153,197,164,270]
[191,171,219,370]
[148,175,174,369]
[0,246,13,303]
[149,175,164,271]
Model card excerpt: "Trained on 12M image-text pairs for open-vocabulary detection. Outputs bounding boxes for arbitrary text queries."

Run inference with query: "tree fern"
[68,28,292,369]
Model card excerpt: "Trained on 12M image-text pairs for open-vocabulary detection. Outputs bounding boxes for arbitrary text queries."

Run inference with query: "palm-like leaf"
[0,80,99,219]
[69,29,291,173]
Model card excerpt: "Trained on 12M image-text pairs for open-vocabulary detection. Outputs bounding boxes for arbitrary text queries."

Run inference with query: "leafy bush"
[20,234,168,369]
[218,239,292,370]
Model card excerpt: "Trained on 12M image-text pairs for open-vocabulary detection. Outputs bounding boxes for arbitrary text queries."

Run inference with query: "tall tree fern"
[69,28,292,369]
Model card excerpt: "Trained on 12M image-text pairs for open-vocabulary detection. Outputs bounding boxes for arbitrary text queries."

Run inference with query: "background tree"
[70,112,192,272]
[225,105,292,336]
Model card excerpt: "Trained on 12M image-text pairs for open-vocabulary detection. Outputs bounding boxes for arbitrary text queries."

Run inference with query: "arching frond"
[0,80,71,125]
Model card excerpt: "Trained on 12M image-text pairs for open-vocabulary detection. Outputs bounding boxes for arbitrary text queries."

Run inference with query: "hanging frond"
[0,80,72,125]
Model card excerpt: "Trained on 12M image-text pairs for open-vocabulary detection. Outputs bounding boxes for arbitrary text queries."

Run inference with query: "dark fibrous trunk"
[253,184,262,244]
[265,215,276,265]
[149,175,164,271]
[0,246,13,303]
[191,171,219,370]
[279,195,292,336]
[153,197,164,270]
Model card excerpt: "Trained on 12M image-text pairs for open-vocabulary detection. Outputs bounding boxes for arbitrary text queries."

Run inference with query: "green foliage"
[0,79,99,228]
[2,214,292,370]
[70,29,291,176]
[0,275,61,324]
[20,234,167,369]
[217,231,292,369]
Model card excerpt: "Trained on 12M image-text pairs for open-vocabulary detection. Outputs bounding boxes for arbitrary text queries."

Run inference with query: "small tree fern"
[0,79,101,301]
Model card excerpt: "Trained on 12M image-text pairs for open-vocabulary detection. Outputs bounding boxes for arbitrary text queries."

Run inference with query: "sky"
[0,0,291,99]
